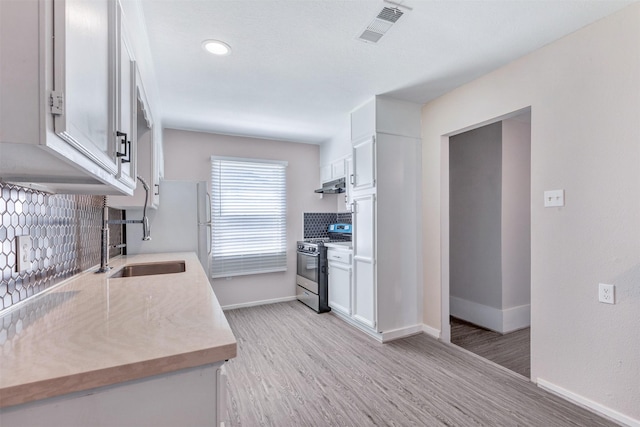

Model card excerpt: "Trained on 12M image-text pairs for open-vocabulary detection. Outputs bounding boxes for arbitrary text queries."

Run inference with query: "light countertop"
[0,252,237,408]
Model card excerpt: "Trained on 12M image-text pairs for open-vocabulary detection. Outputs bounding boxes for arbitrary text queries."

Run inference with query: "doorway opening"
[443,109,531,378]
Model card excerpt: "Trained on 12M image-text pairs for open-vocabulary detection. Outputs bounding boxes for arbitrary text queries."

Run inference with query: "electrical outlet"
[598,283,615,304]
[16,235,33,272]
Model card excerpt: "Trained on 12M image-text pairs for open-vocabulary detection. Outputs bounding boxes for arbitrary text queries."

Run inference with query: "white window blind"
[210,156,287,278]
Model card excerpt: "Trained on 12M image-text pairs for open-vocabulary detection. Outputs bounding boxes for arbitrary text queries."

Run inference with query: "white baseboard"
[450,296,502,331]
[537,378,640,427]
[503,304,531,332]
[330,312,425,343]
[422,324,441,339]
[330,311,384,342]
[221,296,297,311]
[380,324,423,342]
[450,296,530,333]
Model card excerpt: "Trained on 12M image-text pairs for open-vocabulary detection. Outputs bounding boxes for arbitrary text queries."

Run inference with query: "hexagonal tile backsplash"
[303,212,352,240]
[0,182,123,312]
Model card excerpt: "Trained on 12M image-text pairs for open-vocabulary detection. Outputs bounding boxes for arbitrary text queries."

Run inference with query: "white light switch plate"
[544,189,564,207]
[16,235,33,272]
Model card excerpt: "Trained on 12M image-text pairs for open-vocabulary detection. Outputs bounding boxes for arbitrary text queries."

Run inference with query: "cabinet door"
[53,0,118,175]
[352,135,375,192]
[115,5,137,188]
[216,365,228,427]
[107,86,155,209]
[352,193,376,329]
[331,158,346,180]
[342,156,353,212]
[136,91,159,208]
[320,164,332,184]
[328,261,352,316]
[152,131,162,206]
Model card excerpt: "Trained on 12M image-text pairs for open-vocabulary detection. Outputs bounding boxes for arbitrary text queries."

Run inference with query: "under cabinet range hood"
[315,177,346,194]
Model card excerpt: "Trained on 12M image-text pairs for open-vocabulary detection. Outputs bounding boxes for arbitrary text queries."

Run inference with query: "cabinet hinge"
[50,91,64,115]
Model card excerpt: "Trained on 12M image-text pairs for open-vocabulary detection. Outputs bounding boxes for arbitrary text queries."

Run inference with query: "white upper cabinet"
[0,0,138,195]
[52,0,118,178]
[340,156,353,213]
[115,4,137,189]
[109,70,162,210]
[351,136,375,192]
[330,158,347,180]
[320,164,332,184]
[320,157,347,185]
[350,98,376,142]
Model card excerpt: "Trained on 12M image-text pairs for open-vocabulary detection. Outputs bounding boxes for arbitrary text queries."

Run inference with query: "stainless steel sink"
[110,260,186,278]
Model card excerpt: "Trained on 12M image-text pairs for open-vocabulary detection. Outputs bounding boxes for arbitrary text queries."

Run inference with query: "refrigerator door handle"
[206,192,211,255]
[199,194,212,254]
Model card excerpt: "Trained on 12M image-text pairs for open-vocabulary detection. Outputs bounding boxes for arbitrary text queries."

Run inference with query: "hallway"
[451,316,530,378]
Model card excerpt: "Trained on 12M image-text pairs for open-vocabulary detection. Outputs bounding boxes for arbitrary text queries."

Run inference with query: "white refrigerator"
[125,180,210,273]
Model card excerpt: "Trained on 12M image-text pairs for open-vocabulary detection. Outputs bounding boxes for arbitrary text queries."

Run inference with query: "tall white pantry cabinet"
[349,96,423,341]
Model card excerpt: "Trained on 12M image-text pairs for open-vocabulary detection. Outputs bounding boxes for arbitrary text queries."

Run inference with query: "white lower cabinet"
[216,364,229,427]
[327,248,352,316]
[352,193,376,329]
[0,362,228,427]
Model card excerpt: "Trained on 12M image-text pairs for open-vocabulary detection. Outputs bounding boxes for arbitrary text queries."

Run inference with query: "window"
[210,156,287,278]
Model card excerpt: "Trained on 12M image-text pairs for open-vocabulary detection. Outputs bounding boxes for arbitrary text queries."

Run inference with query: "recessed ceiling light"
[202,40,231,56]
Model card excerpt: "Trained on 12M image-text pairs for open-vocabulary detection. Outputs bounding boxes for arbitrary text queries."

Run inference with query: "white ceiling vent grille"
[358,5,406,44]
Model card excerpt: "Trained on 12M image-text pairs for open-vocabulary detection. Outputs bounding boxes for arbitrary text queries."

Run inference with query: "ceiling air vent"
[357,5,405,44]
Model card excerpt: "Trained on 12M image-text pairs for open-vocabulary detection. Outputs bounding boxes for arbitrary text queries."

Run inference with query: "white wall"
[422,4,640,423]
[501,118,531,313]
[449,119,531,333]
[162,128,335,307]
[320,119,351,213]
[449,123,503,315]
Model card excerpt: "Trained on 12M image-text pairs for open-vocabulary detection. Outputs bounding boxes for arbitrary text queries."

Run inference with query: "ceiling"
[140,0,635,144]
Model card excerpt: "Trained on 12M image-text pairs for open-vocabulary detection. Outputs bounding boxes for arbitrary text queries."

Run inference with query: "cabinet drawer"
[327,250,352,264]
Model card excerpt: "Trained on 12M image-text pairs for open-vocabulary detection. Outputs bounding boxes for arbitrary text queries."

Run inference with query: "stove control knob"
[311,247,316,252]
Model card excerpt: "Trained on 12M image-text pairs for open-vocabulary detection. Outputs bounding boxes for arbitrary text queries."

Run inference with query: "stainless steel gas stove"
[296,223,352,313]
[295,240,330,313]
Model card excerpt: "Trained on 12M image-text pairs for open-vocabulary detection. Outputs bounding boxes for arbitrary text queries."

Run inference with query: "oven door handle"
[297,251,319,257]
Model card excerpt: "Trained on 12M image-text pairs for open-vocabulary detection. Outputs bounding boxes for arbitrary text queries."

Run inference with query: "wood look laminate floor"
[224,302,616,427]
[450,317,531,378]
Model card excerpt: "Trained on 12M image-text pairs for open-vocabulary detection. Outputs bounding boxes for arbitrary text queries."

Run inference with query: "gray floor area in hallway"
[224,301,616,427]
[450,317,531,378]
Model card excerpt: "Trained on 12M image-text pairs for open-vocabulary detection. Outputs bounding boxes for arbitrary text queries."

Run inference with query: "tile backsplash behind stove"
[0,182,124,312]
[303,212,352,240]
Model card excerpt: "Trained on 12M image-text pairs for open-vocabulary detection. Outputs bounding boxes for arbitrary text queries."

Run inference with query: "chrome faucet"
[96,176,152,273]
[136,176,152,241]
